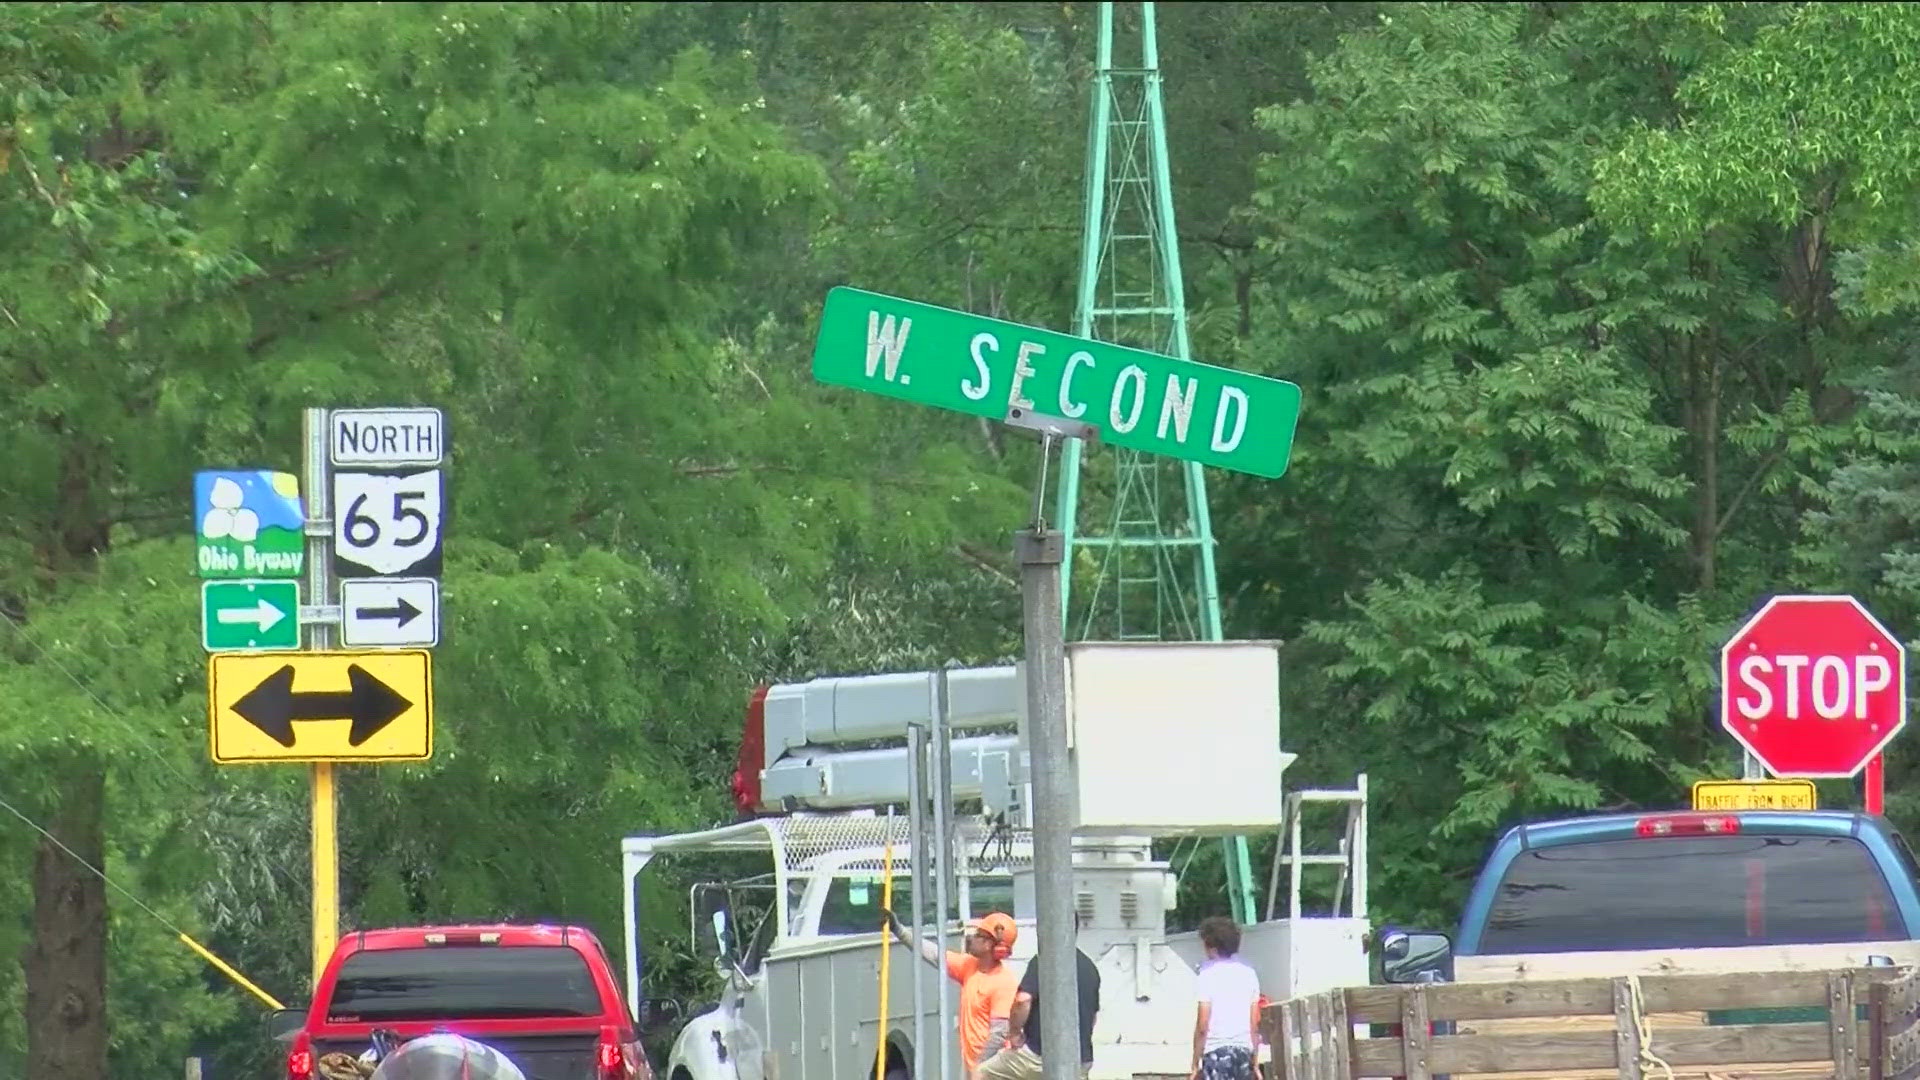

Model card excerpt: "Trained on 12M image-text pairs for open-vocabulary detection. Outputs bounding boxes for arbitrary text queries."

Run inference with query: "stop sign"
[1721,594,1908,778]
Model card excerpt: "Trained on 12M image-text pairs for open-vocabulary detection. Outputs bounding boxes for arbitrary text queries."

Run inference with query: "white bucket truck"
[619,642,1370,1080]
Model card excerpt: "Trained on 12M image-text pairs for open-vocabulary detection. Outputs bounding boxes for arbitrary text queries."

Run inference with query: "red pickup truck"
[271,923,658,1080]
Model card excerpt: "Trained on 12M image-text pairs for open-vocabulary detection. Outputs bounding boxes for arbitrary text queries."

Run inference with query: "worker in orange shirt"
[885,907,1022,1075]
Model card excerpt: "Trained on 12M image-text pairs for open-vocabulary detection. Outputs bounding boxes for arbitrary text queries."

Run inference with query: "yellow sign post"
[208,650,433,764]
[1691,778,1817,811]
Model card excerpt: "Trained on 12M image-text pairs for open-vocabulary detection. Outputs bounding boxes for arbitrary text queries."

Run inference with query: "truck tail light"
[597,1025,629,1078]
[424,931,501,945]
[287,1032,314,1080]
[1636,813,1740,837]
[732,686,770,814]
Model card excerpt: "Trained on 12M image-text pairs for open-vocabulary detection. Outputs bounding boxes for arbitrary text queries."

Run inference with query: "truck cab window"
[818,875,912,935]
[1479,834,1905,954]
[814,875,1019,936]
[962,881,1017,920]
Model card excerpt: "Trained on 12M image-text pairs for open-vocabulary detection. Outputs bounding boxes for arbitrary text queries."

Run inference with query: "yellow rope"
[177,932,287,1011]
[1626,974,1676,1080]
[876,816,897,1080]
[0,788,287,1012]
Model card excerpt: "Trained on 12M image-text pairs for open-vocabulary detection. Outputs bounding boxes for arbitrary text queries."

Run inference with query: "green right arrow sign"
[810,286,1303,478]
[202,579,301,653]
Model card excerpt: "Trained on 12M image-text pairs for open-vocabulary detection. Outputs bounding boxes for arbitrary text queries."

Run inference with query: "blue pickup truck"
[1381,808,1920,985]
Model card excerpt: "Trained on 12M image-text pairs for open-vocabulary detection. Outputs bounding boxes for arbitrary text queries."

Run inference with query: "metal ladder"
[1264,773,1369,921]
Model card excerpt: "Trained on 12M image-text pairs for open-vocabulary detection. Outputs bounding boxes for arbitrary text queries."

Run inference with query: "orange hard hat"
[967,913,1018,959]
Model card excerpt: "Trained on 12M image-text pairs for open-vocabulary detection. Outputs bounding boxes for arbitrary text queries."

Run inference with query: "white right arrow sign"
[339,578,441,649]
[217,598,288,633]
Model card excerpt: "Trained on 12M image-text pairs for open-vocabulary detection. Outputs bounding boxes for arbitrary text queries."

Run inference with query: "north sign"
[1720,594,1907,779]
[201,579,301,652]
[331,407,445,468]
[811,287,1303,479]
[209,650,433,763]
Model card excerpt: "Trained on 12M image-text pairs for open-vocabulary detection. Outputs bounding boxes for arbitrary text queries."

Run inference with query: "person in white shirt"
[1189,916,1263,1080]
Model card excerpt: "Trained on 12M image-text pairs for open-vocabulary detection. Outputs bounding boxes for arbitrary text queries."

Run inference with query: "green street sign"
[201,580,301,653]
[811,287,1303,479]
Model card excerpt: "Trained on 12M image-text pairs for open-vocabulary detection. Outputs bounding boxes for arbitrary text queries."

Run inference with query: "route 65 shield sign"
[332,468,445,577]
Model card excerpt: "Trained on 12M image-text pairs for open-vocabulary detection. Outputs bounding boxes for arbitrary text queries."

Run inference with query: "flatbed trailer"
[1266,953,1920,1080]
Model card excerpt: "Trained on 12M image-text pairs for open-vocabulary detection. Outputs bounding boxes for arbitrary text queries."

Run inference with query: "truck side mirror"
[641,997,686,1033]
[264,1006,308,1042]
[1380,930,1454,985]
[692,885,732,962]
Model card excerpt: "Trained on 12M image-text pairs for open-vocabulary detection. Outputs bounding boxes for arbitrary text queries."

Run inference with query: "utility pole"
[906,722,931,1080]
[1015,430,1083,1080]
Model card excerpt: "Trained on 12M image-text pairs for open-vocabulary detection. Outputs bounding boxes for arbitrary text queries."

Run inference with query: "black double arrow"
[232,664,412,748]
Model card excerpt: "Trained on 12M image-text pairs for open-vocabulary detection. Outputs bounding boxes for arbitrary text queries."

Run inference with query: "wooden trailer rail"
[1261,966,1920,1080]
[1877,966,1920,1080]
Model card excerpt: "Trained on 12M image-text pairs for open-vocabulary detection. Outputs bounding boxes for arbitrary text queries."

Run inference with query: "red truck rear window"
[325,945,603,1022]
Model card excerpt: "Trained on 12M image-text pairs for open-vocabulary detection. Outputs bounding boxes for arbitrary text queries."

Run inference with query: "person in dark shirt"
[977,913,1101,1080]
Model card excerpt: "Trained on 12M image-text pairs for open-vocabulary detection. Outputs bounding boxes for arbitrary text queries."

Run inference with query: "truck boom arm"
[734,666,1026,816]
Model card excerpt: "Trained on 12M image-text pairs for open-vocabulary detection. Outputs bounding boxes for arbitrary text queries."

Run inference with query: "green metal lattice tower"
[1056,0,1260,925]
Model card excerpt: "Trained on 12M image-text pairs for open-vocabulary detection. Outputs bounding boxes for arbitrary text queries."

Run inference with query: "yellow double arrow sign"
[208,650,432,764]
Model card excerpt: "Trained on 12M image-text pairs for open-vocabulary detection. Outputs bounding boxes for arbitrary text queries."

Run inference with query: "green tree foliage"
[1595,4,1920,247]
[1225,0,1920,924]
[14,1,1920,1071]
[1,2,1013,1074]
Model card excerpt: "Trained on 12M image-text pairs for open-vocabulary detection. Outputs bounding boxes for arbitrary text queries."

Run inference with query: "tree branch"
[95,246,357,340]
[953,542,1017,588]
[1714,397,1854,537]
[676,461,943,492]
[676,463,803,479]
[241,231,519,354]
[245,281,397,354]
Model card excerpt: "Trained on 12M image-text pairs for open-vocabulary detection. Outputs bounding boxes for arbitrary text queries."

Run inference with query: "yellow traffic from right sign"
[1690,778,1817,811]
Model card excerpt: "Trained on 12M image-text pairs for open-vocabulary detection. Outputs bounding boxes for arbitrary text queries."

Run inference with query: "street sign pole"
[1014,428,1083,1080]
[302,407,340,986]
[1868,753,1886,815]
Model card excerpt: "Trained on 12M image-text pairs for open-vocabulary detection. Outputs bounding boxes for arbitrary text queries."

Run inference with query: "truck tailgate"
[1456,939,1920,981]
[313,1034,600,1080]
